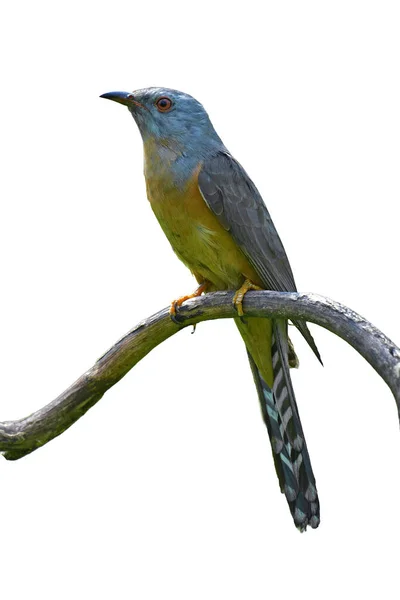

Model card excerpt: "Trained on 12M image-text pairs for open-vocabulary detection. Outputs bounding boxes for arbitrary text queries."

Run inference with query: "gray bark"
[0,291,398,461]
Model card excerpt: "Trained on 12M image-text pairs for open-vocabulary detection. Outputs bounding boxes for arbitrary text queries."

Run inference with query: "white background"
[0,1,399,598]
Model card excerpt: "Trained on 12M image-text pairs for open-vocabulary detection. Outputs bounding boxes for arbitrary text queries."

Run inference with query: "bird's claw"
[169,302,186,324]
[169,282,209,325]
[233,279,263,317]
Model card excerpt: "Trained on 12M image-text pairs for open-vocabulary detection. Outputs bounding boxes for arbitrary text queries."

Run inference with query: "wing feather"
[198,151,321,363]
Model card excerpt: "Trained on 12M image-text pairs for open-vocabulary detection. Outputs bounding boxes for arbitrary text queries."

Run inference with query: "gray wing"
[198,151,321,363]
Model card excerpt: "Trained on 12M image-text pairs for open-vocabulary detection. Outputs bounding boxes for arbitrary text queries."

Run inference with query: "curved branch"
[0,291,399,461]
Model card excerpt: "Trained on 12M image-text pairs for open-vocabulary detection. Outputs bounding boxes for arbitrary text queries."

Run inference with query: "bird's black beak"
[100,91,147,112]
[100,91,132,106]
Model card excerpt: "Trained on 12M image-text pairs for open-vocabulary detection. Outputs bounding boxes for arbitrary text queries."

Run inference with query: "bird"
[100,87,322,531]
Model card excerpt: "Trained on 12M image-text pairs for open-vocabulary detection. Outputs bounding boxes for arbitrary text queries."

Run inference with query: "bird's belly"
[146,175,261,290]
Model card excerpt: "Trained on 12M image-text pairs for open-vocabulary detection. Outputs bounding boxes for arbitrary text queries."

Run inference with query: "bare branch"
[1,291,399,461]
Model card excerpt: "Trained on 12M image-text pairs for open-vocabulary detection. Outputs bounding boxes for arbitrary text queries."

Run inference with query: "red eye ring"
[156,97,173,112]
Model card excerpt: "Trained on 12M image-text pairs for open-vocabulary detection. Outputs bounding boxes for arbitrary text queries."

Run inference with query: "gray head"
[100,87,225,156]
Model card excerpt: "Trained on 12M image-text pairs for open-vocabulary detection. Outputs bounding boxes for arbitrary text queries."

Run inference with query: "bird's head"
[100,87,224,155]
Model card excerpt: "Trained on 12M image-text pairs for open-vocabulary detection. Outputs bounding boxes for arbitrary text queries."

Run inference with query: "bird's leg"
[233,279,263,317]
[170,281,209,323]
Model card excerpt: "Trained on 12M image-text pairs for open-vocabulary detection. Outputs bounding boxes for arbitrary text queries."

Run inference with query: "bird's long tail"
[236,317,320,531]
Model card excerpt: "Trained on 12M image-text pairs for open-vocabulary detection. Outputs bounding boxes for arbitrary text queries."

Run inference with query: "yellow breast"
[144,158,261,290]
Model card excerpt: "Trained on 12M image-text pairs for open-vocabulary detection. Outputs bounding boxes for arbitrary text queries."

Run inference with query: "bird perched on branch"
[101,87,322,531]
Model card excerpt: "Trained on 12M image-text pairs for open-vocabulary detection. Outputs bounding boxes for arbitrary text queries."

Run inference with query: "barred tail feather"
[247,319,320,531]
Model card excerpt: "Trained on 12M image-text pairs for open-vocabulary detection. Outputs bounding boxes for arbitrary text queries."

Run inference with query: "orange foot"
[170,282,209,323]
[233,279,263,317]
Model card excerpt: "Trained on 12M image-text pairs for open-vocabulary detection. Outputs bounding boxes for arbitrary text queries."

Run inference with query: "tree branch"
[1,291,399,461]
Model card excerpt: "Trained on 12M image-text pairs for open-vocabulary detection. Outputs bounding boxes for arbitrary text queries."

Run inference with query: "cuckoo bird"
[101,87,322,531]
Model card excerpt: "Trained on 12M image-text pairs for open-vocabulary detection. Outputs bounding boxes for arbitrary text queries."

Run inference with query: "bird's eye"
[156,97,173,112]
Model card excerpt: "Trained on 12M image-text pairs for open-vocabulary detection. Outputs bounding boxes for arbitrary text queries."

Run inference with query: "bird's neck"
[143,136,223,191]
